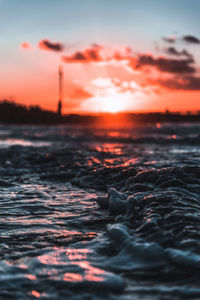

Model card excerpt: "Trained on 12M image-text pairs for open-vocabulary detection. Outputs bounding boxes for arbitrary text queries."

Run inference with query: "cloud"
[64,84,93,110]
[163,34,200,45]
[62,44,133,64]
[21,42,31,49]
[159,75,200,91]
[165,47,193,59]
[65,51,87,62]
[92,77,153,97]
[163,36,177,43]
[62,45,102,63]
[136,54,195,74]
[183,35,200,44]
[68,84,93,100]
[38,39,64,52]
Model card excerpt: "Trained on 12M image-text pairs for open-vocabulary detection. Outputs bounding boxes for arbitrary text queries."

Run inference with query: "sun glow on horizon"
[91,78,137,113]
[99,95,126,113]
[80,86,149,114]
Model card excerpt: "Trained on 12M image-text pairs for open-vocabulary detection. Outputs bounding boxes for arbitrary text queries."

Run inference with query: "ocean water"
[0,123,200,299]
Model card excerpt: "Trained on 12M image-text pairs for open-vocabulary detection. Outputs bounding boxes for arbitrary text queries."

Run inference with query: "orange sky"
[2,44,200,114]
[1,0,200,114]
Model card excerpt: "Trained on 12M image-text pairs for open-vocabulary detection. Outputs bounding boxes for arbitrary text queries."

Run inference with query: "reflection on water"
[26,274,36,280]
[95,143,123,155]
[31,291,41,298]
[0,124,200,299]
[0,177,109,298]
[38,248,105,283]
[0,138,51,147]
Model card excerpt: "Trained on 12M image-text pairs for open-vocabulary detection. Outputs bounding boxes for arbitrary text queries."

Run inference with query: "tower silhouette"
[57,65,63,116]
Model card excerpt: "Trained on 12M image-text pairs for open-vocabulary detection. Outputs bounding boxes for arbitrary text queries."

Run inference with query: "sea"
[0,122,200,299]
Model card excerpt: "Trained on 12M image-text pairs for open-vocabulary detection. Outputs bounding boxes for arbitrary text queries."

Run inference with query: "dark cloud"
[62,44,132,64]
[65,51,87,62]
[166,47,193,59]
[38,39,64,52]
[159,75,200,91]
[137,55,195,74]
[163,36,177,43]
[183,35,200,44]
[87,49,99,60]
[62,46,101,63]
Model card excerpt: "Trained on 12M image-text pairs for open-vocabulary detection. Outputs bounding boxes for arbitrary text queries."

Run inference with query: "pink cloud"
[21,42,31,50]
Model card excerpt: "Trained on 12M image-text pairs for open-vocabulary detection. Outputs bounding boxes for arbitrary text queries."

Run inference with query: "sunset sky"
[1,0,200,114]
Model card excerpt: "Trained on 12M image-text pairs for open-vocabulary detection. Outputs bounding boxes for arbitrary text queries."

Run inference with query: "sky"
[1,0,200,114]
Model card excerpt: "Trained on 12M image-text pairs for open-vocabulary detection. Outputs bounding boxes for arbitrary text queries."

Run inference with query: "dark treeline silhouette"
[1,100,200,125]
[0,101,61,124]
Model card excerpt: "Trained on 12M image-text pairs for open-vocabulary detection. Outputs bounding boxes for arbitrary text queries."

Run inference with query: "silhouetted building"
[57,65,63,116]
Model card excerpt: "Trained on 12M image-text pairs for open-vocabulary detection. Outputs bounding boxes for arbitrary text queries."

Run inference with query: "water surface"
[0,123,200,299]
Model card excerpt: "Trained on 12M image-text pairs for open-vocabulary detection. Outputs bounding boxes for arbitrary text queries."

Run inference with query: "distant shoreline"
[1,100,200,125]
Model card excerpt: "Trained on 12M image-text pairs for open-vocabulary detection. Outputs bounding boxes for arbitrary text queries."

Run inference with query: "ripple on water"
[0,124,200,299]
[0,139,51,147]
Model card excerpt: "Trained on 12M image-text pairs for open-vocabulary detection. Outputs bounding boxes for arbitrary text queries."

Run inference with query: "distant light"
[156,123,162,128]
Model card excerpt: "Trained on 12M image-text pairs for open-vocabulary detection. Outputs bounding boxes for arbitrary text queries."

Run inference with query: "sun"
[91,79,137,114]
[99,93,130,113]
[101,97,124,113]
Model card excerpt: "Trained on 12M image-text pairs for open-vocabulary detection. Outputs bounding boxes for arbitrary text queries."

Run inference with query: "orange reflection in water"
[78,261,104,282]
[144,160,156,165]
[38,252,65,266]
[103,158,121,166]
[31,290,40,298]
[38,248,106,283]
[107,131,121,138]
[19,264,28,269]
[65,249,105,282]
[26,274,36,280]
[87,156,101,166]
[123,158,139,167]
[63,273,83,282]
[106,131,131,138]
[94,142,141,168]
[66,248,91,261]
[156,123,162,128]
[83,232,97,239]
[168,134,177,140]
[95,143,123,155]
